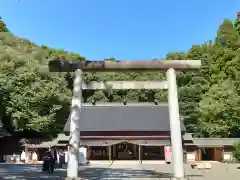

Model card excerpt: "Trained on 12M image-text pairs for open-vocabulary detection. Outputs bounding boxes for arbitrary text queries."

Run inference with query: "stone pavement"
[0,163,157,180]
[141,163,240,180]
[0,163,106,180]
[100,163,158,179]
[0,162,240,179]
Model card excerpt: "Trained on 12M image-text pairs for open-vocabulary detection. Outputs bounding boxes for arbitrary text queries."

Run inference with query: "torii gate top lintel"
[48,59,201,72]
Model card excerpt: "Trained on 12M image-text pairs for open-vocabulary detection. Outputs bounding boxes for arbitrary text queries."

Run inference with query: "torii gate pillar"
[67,69,83,179]
[167,68,184,179]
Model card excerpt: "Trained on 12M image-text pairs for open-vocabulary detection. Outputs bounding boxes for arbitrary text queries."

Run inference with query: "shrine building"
[62,103,187,161]
[21,103,240,163]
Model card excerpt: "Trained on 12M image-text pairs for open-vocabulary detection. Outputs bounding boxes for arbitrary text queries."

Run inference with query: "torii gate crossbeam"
[48,60,201,180]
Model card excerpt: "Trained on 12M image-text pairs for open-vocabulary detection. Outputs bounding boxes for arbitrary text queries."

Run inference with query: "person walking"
[32,151,38,164]
[58,149,65,168]
[20,150,26,163]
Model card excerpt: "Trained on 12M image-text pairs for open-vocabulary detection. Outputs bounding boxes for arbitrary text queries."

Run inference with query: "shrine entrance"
[114,142,139,160]
[142,146,165,160]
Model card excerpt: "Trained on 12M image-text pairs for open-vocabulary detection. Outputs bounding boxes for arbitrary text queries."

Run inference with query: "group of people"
[42,149,67,172]
[20,149,66,167]
[42,150,56,172]
[20,150,38,163]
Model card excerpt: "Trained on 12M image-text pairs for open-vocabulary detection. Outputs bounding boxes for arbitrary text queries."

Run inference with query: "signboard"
[64,147,87,164]
[79,147,87,164]
[164,146,172,163]
[186,152,196,161]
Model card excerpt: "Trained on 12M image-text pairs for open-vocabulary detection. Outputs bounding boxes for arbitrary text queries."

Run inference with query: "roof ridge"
[82,103,168,107]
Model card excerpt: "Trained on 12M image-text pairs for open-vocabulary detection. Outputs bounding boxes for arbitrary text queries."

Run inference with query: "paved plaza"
[0,162,240,179]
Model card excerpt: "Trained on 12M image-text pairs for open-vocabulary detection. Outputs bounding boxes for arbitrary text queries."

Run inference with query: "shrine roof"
[63,103,185,132]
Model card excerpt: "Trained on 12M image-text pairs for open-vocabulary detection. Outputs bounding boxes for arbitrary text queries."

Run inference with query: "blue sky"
[1,0,240,60]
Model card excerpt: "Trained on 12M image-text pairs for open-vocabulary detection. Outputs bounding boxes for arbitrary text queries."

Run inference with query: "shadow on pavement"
[0,163,197,179]
[0,164,105,180]
[149,170,204,178]
[0,163,206,179]
[100,168,165,179]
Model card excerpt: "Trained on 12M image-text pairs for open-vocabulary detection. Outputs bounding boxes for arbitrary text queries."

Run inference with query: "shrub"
[232,141,240,162]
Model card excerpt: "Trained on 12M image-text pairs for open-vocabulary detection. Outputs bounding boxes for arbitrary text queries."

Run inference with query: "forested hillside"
[0,14,240,139]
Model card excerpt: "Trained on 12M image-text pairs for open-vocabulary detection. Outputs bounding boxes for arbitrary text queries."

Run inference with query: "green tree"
[0,48,71,139]
[0,17,9,32]
[234,12,240,34]
[0,18,73,139]
[199,80,240,137]
[233,141,240,162]
[1,12,240,139]
[216,19,239,48]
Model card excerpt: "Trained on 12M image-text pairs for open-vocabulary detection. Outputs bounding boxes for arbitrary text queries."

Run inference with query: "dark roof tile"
[64,103,185,132]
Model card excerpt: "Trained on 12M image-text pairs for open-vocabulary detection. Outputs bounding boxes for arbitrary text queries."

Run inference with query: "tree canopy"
[0,13,240,139]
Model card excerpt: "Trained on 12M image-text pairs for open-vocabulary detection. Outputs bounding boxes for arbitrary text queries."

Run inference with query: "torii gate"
[48,59,201,180]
